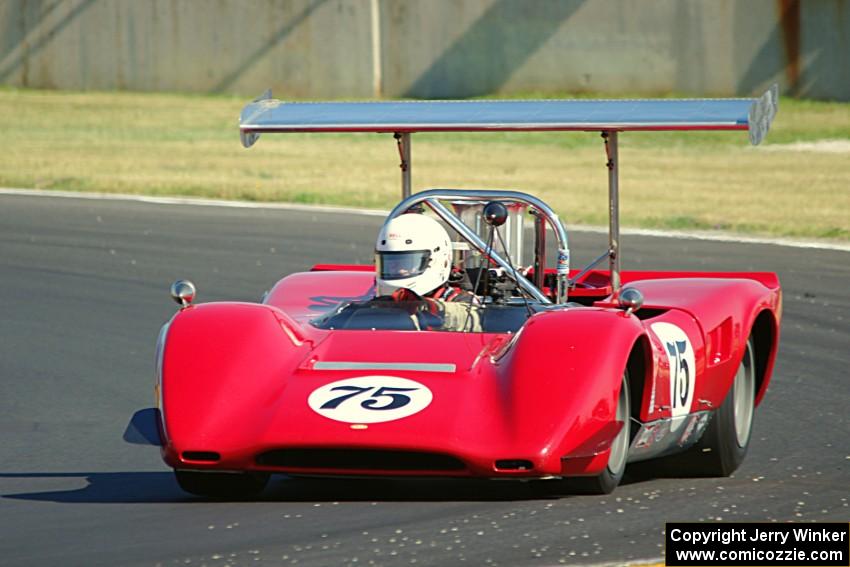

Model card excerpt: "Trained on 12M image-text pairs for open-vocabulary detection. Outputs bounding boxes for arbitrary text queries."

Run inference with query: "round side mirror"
[170,280,196,308]
[483,201,508,227]
[618,287,643,316]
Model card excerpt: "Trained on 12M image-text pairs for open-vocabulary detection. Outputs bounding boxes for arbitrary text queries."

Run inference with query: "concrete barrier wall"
[382,0,850,100]
[1,0,847,100]
[0,0,374,98]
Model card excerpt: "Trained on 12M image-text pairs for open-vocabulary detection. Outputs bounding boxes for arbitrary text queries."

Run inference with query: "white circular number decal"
[308,376,433,424]
[651,322,696,420]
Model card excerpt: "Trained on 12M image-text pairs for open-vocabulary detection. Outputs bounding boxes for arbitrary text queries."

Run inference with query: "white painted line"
[573,224,850,252]
[0,187,389,217]
[2,187,849,252]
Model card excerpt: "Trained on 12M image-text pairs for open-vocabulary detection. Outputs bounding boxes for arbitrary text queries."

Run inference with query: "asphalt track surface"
[1,193,848,567]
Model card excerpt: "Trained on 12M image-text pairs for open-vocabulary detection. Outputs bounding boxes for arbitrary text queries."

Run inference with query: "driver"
[375,213,482,331]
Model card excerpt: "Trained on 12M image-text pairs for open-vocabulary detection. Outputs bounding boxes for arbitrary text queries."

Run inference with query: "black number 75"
[666,340,690,408]
[320,386,418,411]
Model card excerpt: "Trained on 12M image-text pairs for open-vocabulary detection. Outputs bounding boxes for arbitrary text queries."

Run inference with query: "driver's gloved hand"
[417,309,443,330]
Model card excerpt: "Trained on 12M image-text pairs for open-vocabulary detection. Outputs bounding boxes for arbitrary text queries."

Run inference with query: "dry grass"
[1,88,849,239]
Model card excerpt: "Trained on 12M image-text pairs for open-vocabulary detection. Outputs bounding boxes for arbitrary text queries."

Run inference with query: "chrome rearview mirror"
[618,287,643,316]
[170,280,196,309]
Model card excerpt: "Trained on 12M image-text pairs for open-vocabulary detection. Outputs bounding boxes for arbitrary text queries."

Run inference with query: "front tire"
[696,337,756,475]
[653,337,757,477]
[566,372,631,494]
[175,470,270,499]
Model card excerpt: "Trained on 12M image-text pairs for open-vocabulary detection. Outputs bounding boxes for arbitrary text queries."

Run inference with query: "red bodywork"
[154,266,781,479]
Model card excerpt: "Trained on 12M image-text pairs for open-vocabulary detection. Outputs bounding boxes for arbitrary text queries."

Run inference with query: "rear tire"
[175,470,270,499]
[565,372,631,495]
[653,337,756,477]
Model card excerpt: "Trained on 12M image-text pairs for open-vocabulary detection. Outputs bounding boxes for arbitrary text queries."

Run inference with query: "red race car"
[127,88,781,497]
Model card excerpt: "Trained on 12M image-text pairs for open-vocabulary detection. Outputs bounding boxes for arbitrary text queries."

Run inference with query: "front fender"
[159,302,310,467]
[497,307,645,474]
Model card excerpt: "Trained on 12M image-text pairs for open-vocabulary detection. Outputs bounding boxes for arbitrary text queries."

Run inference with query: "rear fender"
[497,308,645,473]
[626,278,781,410]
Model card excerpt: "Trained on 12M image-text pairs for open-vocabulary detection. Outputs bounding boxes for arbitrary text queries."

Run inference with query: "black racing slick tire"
[175,470,270,499]
[565,372,631,495]
[654,337,757,477]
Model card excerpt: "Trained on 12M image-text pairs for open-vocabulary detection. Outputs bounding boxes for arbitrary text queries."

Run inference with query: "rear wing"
[239,86,778,299]
[240,86,777,147]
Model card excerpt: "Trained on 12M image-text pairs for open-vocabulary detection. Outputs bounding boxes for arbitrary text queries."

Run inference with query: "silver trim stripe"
[313,361,457,373]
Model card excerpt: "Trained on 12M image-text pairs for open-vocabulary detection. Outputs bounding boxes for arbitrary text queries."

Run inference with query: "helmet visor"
[376,250,432,280]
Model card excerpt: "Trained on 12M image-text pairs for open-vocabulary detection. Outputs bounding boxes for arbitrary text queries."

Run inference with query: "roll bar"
[384,189,570,304]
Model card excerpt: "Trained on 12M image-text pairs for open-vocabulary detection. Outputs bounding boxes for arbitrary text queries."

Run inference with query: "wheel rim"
[732,341,756,447]
[607,379,630,475]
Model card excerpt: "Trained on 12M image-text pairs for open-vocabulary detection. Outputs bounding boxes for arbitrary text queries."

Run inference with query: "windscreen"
[311,300,536,333]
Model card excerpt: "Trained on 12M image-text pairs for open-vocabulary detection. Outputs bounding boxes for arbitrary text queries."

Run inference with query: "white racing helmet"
[375,213,452,296]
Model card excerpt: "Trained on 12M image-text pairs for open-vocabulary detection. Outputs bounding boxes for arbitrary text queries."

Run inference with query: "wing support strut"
[603,131,621,297]
[394,132,412,198]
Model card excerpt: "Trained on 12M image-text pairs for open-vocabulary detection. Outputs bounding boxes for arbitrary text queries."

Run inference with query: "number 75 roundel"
[650,322,696,420]
[308,376,434,423]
